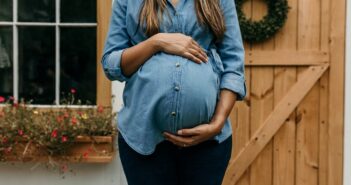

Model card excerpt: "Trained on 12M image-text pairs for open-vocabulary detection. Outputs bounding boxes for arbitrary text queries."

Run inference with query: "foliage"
[0,90,117,176]
[235,0,290,43]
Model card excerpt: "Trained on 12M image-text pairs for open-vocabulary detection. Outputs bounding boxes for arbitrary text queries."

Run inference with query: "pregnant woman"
[101,0,246,184]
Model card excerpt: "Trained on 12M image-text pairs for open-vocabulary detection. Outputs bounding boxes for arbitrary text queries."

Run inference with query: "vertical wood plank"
[224,99,251,185]
[296,70,320,185]
[272,68,296,185]
[272,0,298,184]
[319,0,331,184]
[328,0,346,184]
[249,67,274,185]
[249,0,274,184]
[296,0,321,184]
[237,1,252,184]
[97,0,112,106]
[318,70,329,185]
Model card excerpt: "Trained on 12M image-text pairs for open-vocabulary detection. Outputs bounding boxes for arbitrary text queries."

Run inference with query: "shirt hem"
[117,127,165,156]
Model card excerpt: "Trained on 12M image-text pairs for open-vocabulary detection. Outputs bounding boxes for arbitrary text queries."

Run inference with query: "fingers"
[191,40,208,61]
[181,37,207,64]
[187,48,207,63]
[163,132,198,147]
[183,51,202,64]
[190,40,208,63]
[177,128,200,136]
[189,47,208,63]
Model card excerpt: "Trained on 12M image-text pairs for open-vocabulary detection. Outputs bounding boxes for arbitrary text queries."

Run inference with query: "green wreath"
[235,0,290,43]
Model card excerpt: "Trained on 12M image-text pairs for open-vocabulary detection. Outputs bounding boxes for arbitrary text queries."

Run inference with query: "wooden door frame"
[96,0,125,111]
[97,0,112,106]
[102,0,125,113]
[344,1,351,184]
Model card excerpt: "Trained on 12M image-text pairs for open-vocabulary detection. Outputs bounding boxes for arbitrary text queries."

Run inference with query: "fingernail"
[177,130,182,135]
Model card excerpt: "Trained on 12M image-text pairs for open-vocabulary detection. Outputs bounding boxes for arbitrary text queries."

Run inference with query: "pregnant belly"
[126,52,220,133]
[175,58,219,129]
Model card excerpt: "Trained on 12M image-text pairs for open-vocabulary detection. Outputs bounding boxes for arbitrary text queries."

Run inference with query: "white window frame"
[0,0,97,108]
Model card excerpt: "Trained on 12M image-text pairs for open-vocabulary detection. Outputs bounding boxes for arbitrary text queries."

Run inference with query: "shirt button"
[174,86,180,91]
[175,62,180,67]
[171,111,176,116]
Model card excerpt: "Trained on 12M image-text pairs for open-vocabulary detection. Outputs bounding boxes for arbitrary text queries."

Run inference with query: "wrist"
[148,33,164,53]
[210,116,226,134]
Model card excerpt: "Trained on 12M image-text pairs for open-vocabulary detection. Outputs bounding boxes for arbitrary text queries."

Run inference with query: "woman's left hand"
[163,89,237,148]
[162,121,223,148]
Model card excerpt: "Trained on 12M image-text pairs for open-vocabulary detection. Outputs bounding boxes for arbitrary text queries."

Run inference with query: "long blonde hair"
[137,0,226,41]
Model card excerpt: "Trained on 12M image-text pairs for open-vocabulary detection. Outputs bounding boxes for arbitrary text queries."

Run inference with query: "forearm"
[210,89,237,133]
[120,35,161,77]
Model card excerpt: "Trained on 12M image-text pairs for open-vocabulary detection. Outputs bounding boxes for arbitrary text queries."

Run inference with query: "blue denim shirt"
[101,0,246,155]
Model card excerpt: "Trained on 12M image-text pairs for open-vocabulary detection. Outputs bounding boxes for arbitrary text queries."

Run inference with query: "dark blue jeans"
[118,132,232,185]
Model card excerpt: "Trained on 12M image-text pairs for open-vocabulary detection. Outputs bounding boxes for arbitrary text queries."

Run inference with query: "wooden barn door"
[222,0,346,185]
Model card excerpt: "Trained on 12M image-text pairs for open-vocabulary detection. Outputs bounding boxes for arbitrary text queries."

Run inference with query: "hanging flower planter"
[0,135,116,163]
[0,93,118,165]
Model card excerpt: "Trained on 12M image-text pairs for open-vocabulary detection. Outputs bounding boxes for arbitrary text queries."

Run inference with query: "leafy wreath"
[235,0,290,43]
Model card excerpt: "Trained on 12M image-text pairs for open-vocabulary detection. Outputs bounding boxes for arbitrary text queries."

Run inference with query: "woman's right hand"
[150,33,208,64]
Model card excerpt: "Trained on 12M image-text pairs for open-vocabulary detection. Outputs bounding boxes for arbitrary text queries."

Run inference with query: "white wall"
[343,0,351,184]
[0,0,128,184]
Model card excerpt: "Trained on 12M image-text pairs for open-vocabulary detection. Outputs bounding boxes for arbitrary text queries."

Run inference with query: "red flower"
[78,111,83,116]
[4,147,12,154]
[83,151,89,159]
[64,112,69,118]
[51,129,58,138]
[2,137,8,143]
[18,129,24,136]
[71,117,78,125]
[0,96,5,103]
[70,88,76,94]
[56,116,64,123]
[97,105,104,113]
[13,103,19,108]
[61,135,68,142]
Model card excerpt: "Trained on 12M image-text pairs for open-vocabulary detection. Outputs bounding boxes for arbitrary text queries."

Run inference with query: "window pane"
[0,0,12,21]
[0,27,13,98]
[60,28,96,104]
[18,27,55,104]
[61,0,96,23]
[18,0,55,22]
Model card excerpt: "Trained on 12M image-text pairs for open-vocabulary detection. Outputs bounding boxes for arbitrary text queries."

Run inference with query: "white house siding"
[0,0,128,184]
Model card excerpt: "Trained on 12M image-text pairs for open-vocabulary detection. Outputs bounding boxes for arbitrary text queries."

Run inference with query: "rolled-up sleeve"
[101,0,131,82]
[216,0,246,100]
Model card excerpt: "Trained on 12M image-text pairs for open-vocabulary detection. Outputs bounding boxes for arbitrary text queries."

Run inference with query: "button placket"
[170,59,183,133]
